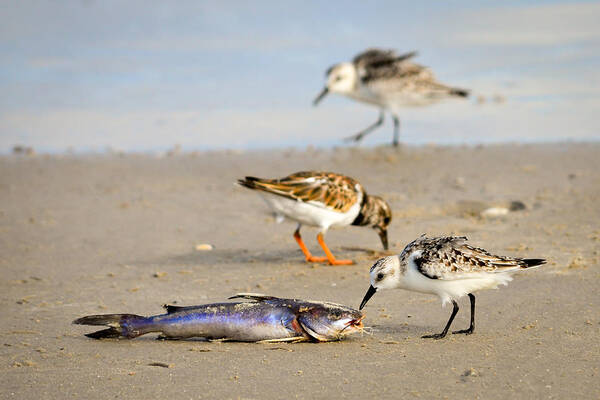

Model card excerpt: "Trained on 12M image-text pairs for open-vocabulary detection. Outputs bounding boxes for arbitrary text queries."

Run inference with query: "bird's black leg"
[422,300,459,339]
[453,293,475,335]
[392,115,400,147]
[344,109,385,143]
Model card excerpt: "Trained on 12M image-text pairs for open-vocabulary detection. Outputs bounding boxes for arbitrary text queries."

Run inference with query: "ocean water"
[1,1,599,153]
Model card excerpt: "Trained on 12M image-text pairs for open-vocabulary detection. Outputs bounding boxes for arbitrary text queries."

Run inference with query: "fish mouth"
[340,315,365,335]
[313,87,329,106]
[359,285,377,310]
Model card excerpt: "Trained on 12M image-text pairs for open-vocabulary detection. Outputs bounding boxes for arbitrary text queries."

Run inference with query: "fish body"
[73,294,364,342]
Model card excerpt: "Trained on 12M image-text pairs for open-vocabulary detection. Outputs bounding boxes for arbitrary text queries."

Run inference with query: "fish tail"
[73,314,150,339]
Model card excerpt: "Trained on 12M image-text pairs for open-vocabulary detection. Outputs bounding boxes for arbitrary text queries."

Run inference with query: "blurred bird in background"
[314,49,469,147]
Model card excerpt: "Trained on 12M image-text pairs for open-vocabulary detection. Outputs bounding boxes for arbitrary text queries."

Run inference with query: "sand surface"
[1,143,599,399]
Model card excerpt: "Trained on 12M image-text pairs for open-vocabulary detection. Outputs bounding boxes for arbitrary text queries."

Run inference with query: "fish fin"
[297,321,329,342]
[73,314,133,326]
[73,313,148,339]
[228,293,278,302]
[290,337,309,343]
[257,337,307,343]
[85,327,121,339]
[156,334,185,340]
[163,304,186,314]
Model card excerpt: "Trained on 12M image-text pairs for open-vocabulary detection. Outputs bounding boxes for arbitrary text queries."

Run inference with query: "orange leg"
[316,232,354,266]
[293,227,327,263]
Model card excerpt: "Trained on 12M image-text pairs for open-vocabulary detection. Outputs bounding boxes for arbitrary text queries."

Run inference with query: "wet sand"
[1,143,599,399]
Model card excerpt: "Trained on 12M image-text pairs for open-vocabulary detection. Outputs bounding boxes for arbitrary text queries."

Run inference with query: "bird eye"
[377,272,384,280]
[335,76,343,81]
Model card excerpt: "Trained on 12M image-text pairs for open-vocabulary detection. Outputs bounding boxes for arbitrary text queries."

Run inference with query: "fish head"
[297,303,364,341]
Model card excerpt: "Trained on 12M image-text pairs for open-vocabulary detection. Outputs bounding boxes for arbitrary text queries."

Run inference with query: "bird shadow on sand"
[367,323,422,338]
[132,245,379,275]
[146,248,310,269]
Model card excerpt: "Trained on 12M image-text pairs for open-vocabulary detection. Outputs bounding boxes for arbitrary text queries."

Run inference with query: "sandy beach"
[1,143,599,399]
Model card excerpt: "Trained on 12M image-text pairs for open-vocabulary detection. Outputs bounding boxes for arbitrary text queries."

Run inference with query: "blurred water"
[1,1,599,153]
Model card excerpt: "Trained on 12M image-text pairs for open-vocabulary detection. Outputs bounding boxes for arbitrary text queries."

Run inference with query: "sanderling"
[359,235,545,338]
[313,48,469,146]
[238,171,391,266]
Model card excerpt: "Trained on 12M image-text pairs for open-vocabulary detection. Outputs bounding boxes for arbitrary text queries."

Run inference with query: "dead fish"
[73,294,365,343]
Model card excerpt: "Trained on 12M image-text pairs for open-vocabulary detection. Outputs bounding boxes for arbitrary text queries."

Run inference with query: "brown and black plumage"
[238,171,392,265]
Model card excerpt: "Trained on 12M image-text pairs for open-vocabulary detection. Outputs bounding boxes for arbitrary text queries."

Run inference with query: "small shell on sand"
[480,207,510,217]
[450,200,526,218]
[195,243,214,251]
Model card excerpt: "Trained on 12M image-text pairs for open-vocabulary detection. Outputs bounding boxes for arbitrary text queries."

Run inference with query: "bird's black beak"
[377,228,389,250]
[313,87,329,106]
[359,285,377,310]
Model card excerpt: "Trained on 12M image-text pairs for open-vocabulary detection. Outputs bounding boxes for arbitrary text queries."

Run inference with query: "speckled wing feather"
[353,48,431,84]
[352,48,418,69]
[402,236,543,280]
[352,48,469,101]
[238,172,362,213]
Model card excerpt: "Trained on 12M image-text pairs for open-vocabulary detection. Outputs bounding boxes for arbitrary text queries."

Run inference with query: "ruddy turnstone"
[313,48,469,146]
[359,235,546,338]
[238,171,391,266]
